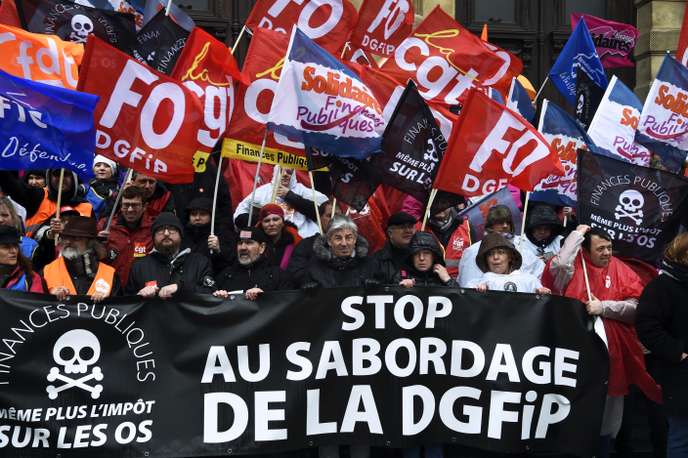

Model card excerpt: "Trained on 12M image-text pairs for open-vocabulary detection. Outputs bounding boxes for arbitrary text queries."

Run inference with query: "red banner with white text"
[77,36,205,183]
[245,0,357,54]
[434,89,562,197]
[349,0,414,57]
[381,6,522,106]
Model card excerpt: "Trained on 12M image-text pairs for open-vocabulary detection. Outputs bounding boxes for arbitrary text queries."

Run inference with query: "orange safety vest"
[25,188,93,236]
[44,257,116,296]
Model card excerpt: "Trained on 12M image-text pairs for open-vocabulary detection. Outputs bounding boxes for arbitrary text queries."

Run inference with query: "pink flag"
[571,13,638,68]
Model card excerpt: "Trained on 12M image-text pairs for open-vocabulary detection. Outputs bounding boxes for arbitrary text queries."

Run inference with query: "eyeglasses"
[122,203,142,209]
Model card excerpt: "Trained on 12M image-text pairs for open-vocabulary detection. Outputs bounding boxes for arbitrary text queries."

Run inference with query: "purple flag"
[571,13,638,69]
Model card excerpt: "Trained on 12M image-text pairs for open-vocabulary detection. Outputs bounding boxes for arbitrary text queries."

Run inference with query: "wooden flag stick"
[309,171,323,235]
[104,169,134,233]
[519,191,531,239]
[331,197,337,219]
[270,166,282,203]
[533,76,549,104]
[53,168,66,246]
[247,131,268,226]
[580,253,594,303]
[420,188,439,231]
[231,25,247,54]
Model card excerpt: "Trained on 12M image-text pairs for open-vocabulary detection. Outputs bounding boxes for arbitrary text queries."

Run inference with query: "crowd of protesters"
[0,156,687,458]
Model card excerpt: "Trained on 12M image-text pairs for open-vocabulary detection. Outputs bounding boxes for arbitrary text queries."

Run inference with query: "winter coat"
[125,248,216,296]
[98,212,155,287]
[216,257,292,292]
[0,265,45,293]
[300,235,375,288]
[183,221,235,274]
[86,178,118,219]
[523,204,564,262]
[146,183,175,219]
[457,236,544,288]
[263,225,300,271]
[233,168,328,238]
[371,241,410,284]
[397,267,455,288]
[637,272,688,414]
[428,211,470,277]
[286,234,317,286]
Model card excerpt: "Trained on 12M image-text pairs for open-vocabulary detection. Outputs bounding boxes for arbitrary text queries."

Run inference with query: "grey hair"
[326,214,358,238]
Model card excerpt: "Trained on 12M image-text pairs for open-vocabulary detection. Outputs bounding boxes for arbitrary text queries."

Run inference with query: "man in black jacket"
[126,212,216,298]
[214,227,291,300]
[371,211,417,283]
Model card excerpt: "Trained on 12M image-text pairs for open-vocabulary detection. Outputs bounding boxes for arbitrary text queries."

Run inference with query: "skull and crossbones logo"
[423,139,439,163]
[69,14,93,44]
[46,329,103,400]
[614,189,645,225]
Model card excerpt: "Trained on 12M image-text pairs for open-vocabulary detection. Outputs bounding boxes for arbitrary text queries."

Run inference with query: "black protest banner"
[374,80,447,202]
[129,9,188,75]
[0,288,607,457]
[16,0,136,51]
[577,150,688,263]
[330,156,380,211]
[575,66,605,129]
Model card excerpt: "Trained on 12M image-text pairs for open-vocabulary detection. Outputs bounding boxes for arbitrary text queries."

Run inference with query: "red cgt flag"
[349,0,414,57]
[382,6,522,106]
[434,88,563,197]
[77,36,206,184]
[245,0,357,54]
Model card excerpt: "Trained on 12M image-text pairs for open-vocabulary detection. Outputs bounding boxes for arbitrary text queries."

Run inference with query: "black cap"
[151,212,184,236]
[237,227,268,244]
[186,197,212,212]
[0,225,20,245]
[387,211,417,228]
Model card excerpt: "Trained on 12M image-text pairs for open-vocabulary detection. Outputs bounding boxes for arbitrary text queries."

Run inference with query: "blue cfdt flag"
[0,70,99,180]
[268,28,386,160]
[549,18,608,106]
[506,77,536,123]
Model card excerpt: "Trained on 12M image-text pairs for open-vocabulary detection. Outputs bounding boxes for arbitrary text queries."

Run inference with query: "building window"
[565,0,607,23]
[475,0,515,24]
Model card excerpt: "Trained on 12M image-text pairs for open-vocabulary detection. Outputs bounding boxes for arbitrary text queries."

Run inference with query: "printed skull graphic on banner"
[46,329,104,400]
[615,189,645,225]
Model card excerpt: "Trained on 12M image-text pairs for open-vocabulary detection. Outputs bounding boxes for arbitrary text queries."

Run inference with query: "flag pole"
[270,166,282,203]
[519,191,531,239]
[533,77,549,104]
[247,131,269,226]
[231,25,247,54]
[420,188,438,231]
[340,42,350,59]
[104,169,134,234]
[580,253,594,303]
[309,171,323,235]
[210,29,245,239]
[331,197,337,219]
[164,0,173,16]
[53,168,65,246]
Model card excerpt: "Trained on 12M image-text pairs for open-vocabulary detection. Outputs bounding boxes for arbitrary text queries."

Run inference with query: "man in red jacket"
[98,186,153,288]
[542,224,660,458]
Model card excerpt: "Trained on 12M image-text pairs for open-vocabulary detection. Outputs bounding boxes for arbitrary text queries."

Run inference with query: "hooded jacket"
[475,232,523,274]
[392,232,455,287]
[521,204,564,261]
[233,168,328,238]
[300,234,375,288]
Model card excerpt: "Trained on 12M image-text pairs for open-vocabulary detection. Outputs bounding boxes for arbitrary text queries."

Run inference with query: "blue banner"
[0,70,98,180]
[268,28,385,160]
[549,19,608,106]
[506,77,536,123]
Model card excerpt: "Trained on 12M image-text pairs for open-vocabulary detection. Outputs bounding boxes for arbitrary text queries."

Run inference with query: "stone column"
[635,0,685,98]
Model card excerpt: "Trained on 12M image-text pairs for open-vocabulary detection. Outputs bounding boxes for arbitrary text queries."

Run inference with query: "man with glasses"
[98,186,154,287]
[371,211,417,283]
[125,212,216,298]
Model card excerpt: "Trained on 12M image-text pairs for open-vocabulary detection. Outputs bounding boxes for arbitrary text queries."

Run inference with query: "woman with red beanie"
[258,203,301,270]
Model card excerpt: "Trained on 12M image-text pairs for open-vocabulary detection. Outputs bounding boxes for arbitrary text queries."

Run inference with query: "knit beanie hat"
[259,203,284,220]
[151,212,184,235]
